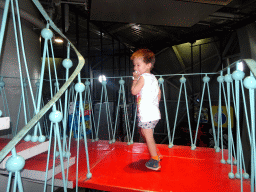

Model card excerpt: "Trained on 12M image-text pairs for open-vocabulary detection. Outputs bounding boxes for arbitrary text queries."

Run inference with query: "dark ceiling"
[40,0,256,57]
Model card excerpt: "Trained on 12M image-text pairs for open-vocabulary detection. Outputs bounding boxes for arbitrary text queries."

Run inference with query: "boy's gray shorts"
[138,120,159,129]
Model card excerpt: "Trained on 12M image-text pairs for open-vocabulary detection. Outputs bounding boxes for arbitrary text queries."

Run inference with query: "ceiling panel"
[90,0,224,27]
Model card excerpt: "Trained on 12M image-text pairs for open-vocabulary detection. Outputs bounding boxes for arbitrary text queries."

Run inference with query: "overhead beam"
[172,45,193,92]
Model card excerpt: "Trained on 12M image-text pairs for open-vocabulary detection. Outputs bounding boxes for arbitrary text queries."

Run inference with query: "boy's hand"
[133,71,140,80]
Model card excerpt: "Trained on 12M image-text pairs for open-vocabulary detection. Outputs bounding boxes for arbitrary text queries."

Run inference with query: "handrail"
[0,0,85,163]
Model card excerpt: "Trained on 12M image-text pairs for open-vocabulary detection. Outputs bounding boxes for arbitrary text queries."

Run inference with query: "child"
[131,48,161,171]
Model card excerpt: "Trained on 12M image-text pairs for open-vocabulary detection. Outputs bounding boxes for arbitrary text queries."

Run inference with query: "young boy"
[131,49,161,171]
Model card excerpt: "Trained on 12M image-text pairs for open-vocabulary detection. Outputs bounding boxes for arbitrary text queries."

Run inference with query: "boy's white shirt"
[137,73,161,122]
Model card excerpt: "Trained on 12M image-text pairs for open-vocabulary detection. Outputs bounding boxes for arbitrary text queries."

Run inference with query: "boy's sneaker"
[145,159,161,171]
[158,154,163,161]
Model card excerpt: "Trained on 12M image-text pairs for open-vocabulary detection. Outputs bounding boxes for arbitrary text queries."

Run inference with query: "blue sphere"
[203,76,210,83]
[24,134,31,142]
[85,80,90,86]
[215,147,220,152]
[220,159,226,164]
[158,78,164,84]
[38,135,46,142]
[179,77,186,83]
[0,81,5,87]
[191,145,196,150]
[35,81,40,87]
[243,173,249,179]
[228,172,235,179]
[62,59,73,69]
[224,74,233,83]
[6,155,25,172]
[64,151,71,158]
[119,79,125,85]
[31,135,38,142]
[101,80,107,86]
[217,76,224,83]
[75,83,85,92]
[55,151,60,157]
[244,76,256,89]
[41,28,53,39]
[49,110,63,123]
[232,70,245,81]
[87,172,92,179]
[235,173,241,179]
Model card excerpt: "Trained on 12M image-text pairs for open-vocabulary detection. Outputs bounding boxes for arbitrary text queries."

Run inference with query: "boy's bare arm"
[158,88,161,102]
[131,77,144,95]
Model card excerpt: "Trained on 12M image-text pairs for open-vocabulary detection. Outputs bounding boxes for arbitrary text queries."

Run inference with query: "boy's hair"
[131,49,155,69]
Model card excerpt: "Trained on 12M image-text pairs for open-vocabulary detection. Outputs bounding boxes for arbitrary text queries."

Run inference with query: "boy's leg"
[141,128,161,170]
[141,128,157,157]
[138,127,146,143]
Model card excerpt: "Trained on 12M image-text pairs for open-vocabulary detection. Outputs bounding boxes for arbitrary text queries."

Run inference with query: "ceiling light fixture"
[55,38,64,43]
[99,75,106,83]
[237,61,244,71]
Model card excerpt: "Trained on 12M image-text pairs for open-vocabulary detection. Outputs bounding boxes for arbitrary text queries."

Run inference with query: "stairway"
[0,138,76,188]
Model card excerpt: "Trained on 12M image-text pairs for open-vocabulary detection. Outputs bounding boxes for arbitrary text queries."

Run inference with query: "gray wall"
[0,1,41,138]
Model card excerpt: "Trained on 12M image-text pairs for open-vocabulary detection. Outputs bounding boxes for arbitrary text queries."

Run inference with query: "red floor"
[54,139,251,192]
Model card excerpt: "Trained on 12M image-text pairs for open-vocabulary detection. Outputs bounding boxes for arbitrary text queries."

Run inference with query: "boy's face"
[133,57,152,75]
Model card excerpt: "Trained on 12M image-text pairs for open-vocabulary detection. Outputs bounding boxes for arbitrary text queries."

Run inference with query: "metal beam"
[172,45,193,92]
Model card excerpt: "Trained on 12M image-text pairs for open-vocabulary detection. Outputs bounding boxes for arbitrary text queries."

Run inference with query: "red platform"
[0,138,49,169]
[53,140,251,192]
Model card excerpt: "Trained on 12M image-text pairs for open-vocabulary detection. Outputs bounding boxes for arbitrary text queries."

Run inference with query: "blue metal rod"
[88,87,96,141]
[131,105,137,143]
[249,72,256,192]
[171,82,183,145]
[51,129,58,192]
[24,80,31,121]
[193,81,206,148]
[55,121,67,191]
[234,77,242,178]
[226,68,234,174]
[79,90,92,179]
[0,0,11,56]
[103,85,113,142]
[96,85,104,140]
[160,82,171,146]
[122,85,131,143]
[14,0,37,110]
[183,83,193,146]
[0,0,86,163]
[14,94,23,136]
[43,122,53,192]
[113,84,122,140]
[65,93,79,184]
[240,80,252,144]
[217,74,225,162]
[13,171,18,192]
[1,88,6,117]
[3,86,10,118]
[33,38,48,137]
[6,172,12,192]
[10,0,28,125]
[206,82,217,148]
[17,169,24,192]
